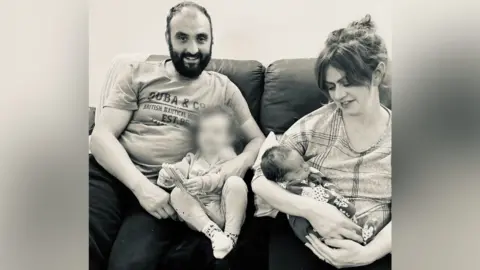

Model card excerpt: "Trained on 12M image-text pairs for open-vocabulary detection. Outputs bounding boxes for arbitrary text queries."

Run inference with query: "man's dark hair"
[260,146,291,182]
[166,1,213,39]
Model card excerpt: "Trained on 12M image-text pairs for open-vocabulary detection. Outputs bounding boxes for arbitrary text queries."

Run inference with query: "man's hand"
[184,177,203,195]
[133,180,177,220]
[306,201,363,243]
[218,155,249,180]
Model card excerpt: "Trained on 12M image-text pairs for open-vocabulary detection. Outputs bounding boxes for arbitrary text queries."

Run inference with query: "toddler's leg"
[170,187,211,231]
[221,176,248,245]
[170,187,232,259]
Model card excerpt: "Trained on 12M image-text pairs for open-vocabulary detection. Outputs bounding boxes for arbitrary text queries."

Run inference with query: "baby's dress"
[284,173,380,245]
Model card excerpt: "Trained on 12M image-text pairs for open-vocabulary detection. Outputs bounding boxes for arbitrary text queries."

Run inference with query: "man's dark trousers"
[89,155,270,270]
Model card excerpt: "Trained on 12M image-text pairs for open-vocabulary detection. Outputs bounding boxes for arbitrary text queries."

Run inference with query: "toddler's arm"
[199,173,223,193]
[157,154,193,187]
[197,148,237,193]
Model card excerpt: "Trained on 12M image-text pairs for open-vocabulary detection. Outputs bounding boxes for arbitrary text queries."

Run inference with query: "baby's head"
[260,146,310,184]
[194,105,238,155]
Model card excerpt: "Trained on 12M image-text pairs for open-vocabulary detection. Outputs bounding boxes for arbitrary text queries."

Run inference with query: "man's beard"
[168,40,212,78]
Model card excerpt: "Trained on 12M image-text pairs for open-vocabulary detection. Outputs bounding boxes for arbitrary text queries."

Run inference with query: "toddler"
[260,146,382,245]
[157,105,248,259]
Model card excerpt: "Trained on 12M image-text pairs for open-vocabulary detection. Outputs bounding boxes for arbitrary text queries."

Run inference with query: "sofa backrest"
[260,58,329,135]
[146,55,265,122]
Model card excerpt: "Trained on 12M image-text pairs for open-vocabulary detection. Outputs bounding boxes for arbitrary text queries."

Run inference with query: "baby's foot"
[202,222,233,259]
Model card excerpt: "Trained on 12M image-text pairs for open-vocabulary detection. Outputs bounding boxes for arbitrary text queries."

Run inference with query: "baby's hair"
[314,14,391,108]
[260,146,292,182]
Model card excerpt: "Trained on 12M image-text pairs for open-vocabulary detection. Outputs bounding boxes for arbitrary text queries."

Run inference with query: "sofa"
[88,54,391,269]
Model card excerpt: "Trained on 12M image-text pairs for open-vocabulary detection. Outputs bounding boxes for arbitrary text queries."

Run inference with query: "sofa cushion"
[146,55,265,122]
[260,58,329,135]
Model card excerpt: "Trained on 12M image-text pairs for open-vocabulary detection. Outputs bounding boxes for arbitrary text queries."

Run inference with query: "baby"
[157,105,248,259]
[260,146,381,245]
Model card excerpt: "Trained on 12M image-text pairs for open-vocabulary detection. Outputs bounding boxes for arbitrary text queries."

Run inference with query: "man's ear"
[372,62,386,87]
[165,31,169,44]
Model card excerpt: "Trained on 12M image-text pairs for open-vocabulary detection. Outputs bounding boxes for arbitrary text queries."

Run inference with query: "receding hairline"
[170,6,210,24]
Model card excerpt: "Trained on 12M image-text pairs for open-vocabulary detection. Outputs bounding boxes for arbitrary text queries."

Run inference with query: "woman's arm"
[363,221,392,263]
[251,173,318,217]
[252,169,363,242]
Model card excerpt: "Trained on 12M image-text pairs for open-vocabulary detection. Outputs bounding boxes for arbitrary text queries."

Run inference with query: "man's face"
[167,7,212,78]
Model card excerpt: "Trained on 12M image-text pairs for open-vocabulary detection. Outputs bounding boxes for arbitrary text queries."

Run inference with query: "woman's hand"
[306,202,363,243]
[305,234,373,269]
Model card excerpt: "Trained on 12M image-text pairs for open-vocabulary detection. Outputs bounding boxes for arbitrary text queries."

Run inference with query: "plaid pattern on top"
[257,102,391,228]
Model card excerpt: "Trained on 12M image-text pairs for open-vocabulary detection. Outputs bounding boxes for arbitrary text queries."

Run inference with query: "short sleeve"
[279,123,308,157]
[224,80,252,126]
[103,63,139,111]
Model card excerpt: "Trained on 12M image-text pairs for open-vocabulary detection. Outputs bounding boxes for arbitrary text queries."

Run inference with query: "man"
[89,2,265,270]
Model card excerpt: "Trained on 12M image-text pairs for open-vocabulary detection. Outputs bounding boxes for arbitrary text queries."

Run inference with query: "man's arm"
[90,107,150,193]
[91,107,175,219]
[224,80,265,170]
[91,62,175,219]
[237,118,265,169]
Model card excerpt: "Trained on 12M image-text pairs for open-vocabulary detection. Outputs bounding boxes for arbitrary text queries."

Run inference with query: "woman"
[252,15,391,270]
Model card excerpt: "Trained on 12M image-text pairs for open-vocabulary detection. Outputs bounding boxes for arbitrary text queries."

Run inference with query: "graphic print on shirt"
[142,90,207,128]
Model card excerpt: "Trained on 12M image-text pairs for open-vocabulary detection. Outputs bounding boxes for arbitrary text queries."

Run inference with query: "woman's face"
[324,66,375,116]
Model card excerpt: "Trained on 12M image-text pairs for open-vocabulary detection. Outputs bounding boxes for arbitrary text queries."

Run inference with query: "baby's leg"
[221,176,248,245]
[288,215,319,244]
[170,187,232,259]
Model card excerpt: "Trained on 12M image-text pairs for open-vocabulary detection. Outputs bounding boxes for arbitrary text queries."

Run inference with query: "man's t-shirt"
[104,59,252,181]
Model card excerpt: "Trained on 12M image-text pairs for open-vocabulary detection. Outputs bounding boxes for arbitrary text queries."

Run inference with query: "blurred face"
[324,66,376,116]
[281,149,310,183]
[196,114,233,155]
[167,7,212,78]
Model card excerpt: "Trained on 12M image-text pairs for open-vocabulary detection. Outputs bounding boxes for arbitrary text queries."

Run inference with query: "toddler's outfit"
[157,147,237,227]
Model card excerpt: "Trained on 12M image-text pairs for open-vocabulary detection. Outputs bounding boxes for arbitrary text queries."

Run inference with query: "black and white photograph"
[6,0,480,269]
[88,1,392,269]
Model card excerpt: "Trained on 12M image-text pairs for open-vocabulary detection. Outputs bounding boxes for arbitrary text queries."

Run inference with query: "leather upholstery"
[260,58,329,135]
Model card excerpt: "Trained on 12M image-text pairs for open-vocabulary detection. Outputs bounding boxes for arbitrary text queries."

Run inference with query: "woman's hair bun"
[348,14,375,31]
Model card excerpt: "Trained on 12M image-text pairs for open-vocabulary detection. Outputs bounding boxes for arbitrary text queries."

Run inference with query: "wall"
[89,0,392,106]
